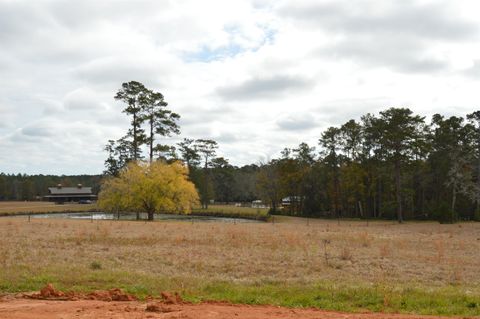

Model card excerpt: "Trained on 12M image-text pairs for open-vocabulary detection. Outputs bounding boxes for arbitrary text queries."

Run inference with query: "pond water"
[9,212,262,223]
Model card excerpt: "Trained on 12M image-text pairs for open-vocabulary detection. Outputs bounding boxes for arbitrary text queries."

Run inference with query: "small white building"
[252,200,267,208]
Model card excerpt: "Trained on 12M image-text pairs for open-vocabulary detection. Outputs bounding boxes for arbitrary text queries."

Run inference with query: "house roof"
[48,187,93,195]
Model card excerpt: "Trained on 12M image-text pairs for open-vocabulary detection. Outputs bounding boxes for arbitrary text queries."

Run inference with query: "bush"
[474,209,480,222]
[90,261,102,270]
[434,202,457,224]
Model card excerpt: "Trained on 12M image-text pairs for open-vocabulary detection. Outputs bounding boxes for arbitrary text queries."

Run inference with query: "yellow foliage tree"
[98,161,199,220]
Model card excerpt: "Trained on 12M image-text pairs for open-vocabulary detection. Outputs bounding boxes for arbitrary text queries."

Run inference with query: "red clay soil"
[0,284,475,319]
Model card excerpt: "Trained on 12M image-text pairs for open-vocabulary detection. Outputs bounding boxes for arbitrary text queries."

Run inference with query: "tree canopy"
[98,161,199,221]
[105,81,180,176]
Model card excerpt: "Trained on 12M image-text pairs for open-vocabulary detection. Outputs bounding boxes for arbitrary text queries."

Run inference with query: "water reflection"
[16,212,261,223]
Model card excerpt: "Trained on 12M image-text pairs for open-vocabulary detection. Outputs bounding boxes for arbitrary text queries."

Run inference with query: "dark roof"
[48,187,93,195]
[44,195,96,199]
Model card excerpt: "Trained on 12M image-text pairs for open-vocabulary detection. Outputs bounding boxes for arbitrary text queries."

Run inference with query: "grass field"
[0,201,97,216]
[0,201,269,220]
[192,204,270,220]
[0,216,479,316]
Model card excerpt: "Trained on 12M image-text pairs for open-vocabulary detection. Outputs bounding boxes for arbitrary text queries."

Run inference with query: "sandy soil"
[0,285,474,319]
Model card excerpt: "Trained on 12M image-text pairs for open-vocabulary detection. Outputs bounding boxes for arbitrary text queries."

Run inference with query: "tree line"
[257,108,480,223]
[0,174,102,201]
[104,82,480,222]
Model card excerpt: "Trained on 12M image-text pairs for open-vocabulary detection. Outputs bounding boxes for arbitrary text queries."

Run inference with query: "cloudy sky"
[1,0,479,175]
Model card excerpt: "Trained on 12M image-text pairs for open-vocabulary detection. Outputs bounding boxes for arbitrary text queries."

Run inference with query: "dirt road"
[0,285,475,319]
[1,298,475,319]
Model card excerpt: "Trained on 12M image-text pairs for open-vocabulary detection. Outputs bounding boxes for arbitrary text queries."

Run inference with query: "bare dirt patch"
[23,284,137,302]
[0,285,475,319]
[0,298,474,319]
[0,299,472,319]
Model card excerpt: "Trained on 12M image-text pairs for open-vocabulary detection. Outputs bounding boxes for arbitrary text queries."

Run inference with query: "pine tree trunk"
[477,144,480,214]
[378,177,383,218]
[271,200,276,213]
[395,159,403,223]
[133,112,138,161]
[149,117,154,163]
[203,158,209,209]
[333,159,340,218]
[421,186,425,216]
[451,185,457,222]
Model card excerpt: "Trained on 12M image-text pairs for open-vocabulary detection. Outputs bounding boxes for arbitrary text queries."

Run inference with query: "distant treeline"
[157,108,480,223]
[0,174,102,201]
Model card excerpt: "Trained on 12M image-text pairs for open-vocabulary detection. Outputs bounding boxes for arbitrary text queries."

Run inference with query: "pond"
[9,212,263,223]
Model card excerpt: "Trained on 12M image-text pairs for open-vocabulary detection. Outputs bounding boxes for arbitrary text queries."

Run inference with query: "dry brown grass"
[0,201,96,215]
[0,216,479,289]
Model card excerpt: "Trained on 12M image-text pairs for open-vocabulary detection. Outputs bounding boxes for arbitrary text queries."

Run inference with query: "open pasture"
[0,201,97,215]
[0,217,479,315]
[192,204,269,220]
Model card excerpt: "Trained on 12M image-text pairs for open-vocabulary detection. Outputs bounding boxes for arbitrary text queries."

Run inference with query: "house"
[43,184,97,203]
[251,200,267,208]
[281,196,304,213]
[281,196,303,207]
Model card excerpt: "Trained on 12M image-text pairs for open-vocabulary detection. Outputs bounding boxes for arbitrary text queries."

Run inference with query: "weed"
[90,261,102,270]
[358,232,372,247]
[379,243,391,258]
[322,238,331,266]
[340,246,353,261]
[434,239,445,262]
[451,267,463,284]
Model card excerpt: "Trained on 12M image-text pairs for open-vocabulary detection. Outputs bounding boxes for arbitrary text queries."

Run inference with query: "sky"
[1,0,479,175]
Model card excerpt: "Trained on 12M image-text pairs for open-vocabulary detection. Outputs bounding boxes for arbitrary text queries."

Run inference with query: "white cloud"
[0,0,480,174]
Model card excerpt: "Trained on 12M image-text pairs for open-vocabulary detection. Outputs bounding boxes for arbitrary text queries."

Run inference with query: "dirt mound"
[39,283,65,298]
[87,288,136,301]
[160,291,183,304]
[25,284,136,302]
[145,303,176,313]
[145,292,183,313]
[26,283,68,300]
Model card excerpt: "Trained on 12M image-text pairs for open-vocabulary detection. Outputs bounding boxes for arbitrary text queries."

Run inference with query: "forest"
[164,108,480,223]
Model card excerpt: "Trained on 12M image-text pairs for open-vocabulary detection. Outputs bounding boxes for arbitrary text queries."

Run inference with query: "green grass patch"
[0,203,98,216]
[1,266,479,316]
